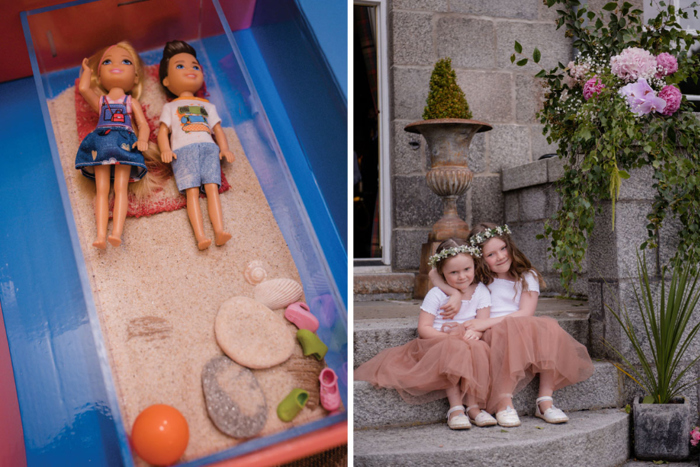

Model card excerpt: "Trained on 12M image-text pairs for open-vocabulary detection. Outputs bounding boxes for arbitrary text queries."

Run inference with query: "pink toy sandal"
[318,368,341,412]
[284,301,319,332]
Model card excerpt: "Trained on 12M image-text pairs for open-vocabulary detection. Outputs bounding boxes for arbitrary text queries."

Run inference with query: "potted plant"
[404,57,491,242]
[604,251,700,461]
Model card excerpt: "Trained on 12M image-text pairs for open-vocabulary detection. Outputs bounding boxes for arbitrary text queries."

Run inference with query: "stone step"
[354,270,415,301]
[354,361,622,429]
[354,297,590,367]
[354,409,630,467]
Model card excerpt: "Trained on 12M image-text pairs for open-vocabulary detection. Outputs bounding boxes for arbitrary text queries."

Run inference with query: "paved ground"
[354,296,589,320]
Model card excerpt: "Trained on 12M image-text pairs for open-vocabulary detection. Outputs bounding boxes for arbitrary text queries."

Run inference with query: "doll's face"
[99,47,138,92]
[482,237,511,278]
[162,53,204,97]
[441,253,475,292]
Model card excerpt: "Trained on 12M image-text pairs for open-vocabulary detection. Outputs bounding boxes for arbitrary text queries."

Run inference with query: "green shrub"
[423,58,472,120]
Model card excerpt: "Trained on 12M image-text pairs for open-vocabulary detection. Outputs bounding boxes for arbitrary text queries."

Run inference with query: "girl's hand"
[463,329,483,341]
[161,150,177,163]
[464,318,491,332]
[439,294,461,319]
[220,149,235,163]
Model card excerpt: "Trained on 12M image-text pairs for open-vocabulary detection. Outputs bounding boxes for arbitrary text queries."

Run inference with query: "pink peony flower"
[691,426,700,446]
[659,85,682,116]
[583,76,605,100]
[611,47,658,82]
[656,52,678,78]
[619,79,666,115]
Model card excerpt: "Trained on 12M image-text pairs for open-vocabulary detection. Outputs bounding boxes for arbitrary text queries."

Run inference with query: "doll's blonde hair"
[87,41,145,100]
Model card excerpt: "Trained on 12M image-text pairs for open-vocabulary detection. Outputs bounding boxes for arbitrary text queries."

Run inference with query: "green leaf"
[535,69,546,78]
[500,429,509,433]
[510,54,516,63]
[642,395,655,404]
[603,2,618,11]
[619,170,630,179]
[535,426,543,429]
[624,404,631,414]
[516,58,529,66]
[533,47,541,63]
[514,41,523,54]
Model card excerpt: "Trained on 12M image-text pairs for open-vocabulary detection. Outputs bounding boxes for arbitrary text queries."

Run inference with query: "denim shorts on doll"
[171,142,222,193]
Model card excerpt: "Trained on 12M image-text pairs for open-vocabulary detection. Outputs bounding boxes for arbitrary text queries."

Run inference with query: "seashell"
[254,278,303,310]
[244,261,268,285]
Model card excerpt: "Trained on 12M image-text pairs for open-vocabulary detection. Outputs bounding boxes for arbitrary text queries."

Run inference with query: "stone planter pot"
[404,118,492,241]
[633,396,692,461]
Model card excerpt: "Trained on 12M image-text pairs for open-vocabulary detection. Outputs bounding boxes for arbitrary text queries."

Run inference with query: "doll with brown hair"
[430,223,594,428]
[157,40,235,250]
[75,41,161,249]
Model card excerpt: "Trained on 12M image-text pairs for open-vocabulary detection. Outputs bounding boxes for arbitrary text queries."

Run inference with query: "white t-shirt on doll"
[420,283,491,331]
[488,271,540,318]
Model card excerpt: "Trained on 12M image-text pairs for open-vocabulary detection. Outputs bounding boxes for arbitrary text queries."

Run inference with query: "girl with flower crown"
[430,223,594,427]
[355,238,497,430]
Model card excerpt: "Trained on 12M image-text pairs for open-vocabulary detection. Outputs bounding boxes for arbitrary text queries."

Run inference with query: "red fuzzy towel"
[74,64,230,218]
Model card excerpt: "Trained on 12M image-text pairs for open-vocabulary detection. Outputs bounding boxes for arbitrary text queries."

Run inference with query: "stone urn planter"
[633,396,692,461]
[405,118,492,298]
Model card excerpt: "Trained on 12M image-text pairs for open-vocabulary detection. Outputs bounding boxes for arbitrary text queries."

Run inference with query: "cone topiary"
[422,57,472,120]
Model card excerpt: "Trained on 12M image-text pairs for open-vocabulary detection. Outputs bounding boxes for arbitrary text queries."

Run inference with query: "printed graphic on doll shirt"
[177,105,212,134]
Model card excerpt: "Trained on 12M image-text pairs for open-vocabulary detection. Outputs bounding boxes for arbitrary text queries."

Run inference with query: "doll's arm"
[157,123,176,163]
[428,268,461,318]
[212,123,235,163]
[417,311,445,339]
[130,99,149,151]
[78,58,100,113]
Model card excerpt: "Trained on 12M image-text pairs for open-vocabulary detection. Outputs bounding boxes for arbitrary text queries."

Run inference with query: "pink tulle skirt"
[354,326,491,407]
[483,315,594,413]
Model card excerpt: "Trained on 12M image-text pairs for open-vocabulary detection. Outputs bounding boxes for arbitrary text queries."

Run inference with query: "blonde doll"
[75,41,161,249]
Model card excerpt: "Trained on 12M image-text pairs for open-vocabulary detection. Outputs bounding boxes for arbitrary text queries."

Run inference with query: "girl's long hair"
[469,222,546,294]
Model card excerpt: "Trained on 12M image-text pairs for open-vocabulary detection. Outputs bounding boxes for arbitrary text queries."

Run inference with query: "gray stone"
[394,175,468,227]
[436,17,496,69]
[392,66,432,120]
[505,191,519,223]
[516,74,545,123]
[202,356,267,438]
[393,120,427,175]
[392,11,434,66]
[658,213,682,269]
[489,124,532,172]
[539,0,564,21]
[502,159,547,191]
[457,70,513,123]
[354,409,630,466]
[511,221,547,272]
[471,175,504,226]
[532,125,559,160]
[546,155,566,182]
[496,21,572,72]
[618,166,656,201]
[354,273,415,295]
[633,396,692,461]
[520,187,548,221]
[450,0,540,20]
[393,228,431,270]
[392,0,449,12]
[354,317,419,367]
[544,183,562,218]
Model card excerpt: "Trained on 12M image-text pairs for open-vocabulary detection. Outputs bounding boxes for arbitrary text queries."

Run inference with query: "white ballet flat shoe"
[466,405,497,427]
[446,405,472,430]
[495,405,521,427]
[535,396,569,424]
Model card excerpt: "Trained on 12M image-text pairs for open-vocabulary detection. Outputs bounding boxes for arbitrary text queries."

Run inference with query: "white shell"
[244,261,267,285]
[253,278,303,310]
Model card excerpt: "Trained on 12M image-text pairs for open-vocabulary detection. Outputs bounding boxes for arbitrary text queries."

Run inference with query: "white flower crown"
[469,224,512,246]
[428,244,482,268]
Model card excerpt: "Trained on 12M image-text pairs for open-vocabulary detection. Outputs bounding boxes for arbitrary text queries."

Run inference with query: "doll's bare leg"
[186,187,211,250]
[93,166,110,249]
[537,370,555,412]
[108,165,131,247]
[204,183,231,246]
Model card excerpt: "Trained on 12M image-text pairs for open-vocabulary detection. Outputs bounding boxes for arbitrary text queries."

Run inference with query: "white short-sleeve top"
[487,271,540,318]
[420,283,491,331]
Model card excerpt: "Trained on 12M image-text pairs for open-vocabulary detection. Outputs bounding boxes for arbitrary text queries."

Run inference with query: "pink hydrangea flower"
[583,76,605,100]
[659,85,682,116]
[691,426,700,447]
[611,47,658,82]
[619,79,666,115]
[656,52,678,78]
[567,60,590,83]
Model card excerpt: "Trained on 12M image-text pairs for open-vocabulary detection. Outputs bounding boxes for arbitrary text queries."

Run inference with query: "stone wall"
[390,0,570,270]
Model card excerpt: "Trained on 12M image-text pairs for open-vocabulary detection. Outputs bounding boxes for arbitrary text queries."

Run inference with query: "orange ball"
[131,404,189,466]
